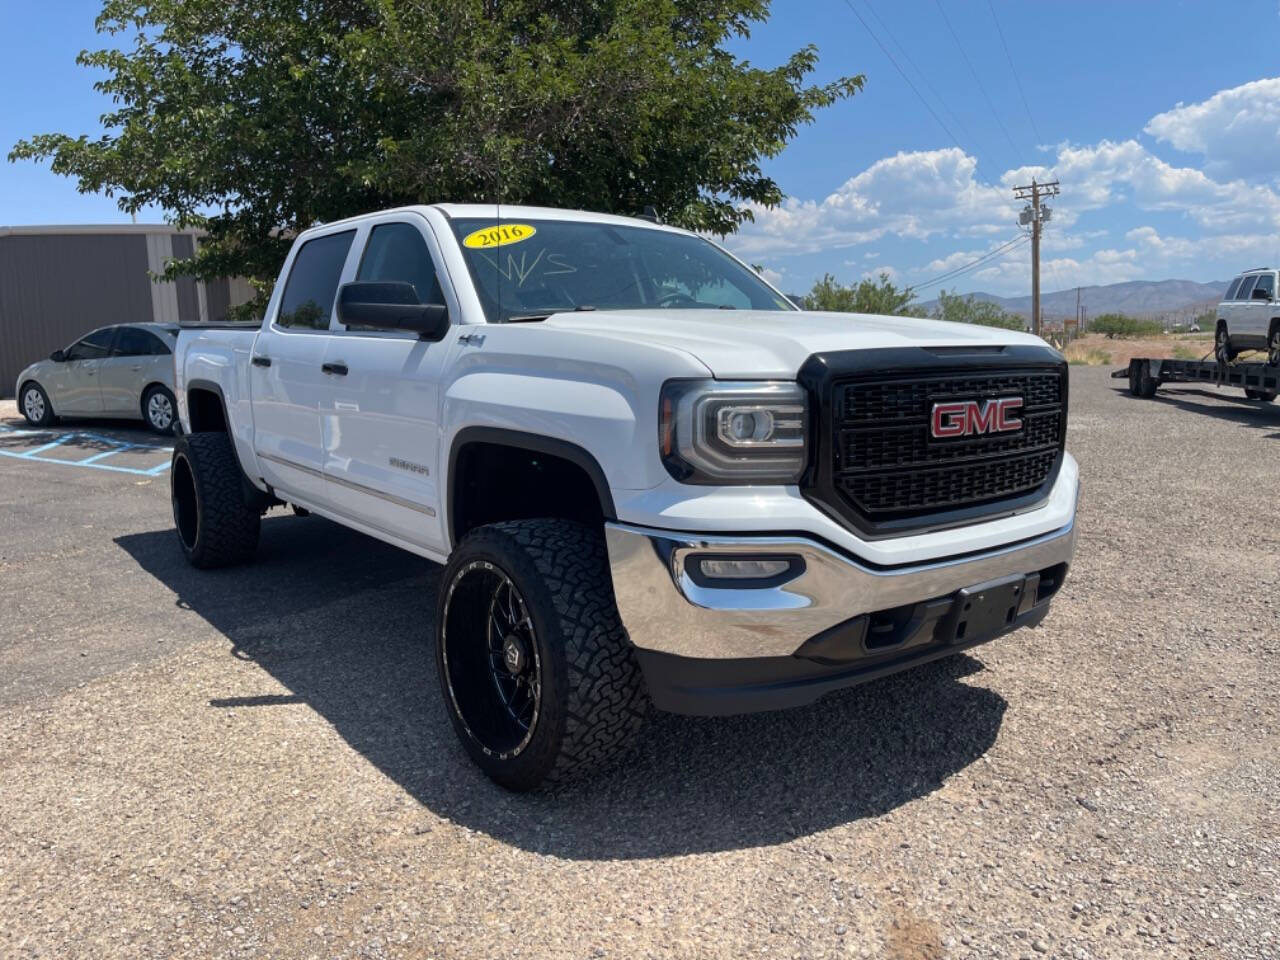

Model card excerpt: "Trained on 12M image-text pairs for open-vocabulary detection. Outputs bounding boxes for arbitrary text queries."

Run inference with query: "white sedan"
[15,323,179,434]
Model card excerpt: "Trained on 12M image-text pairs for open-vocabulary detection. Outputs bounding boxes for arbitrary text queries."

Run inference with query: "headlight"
[659,380,808,484]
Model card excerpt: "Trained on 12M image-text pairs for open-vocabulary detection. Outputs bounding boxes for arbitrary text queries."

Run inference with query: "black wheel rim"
[172,454,199,550]
[441,560,541,758]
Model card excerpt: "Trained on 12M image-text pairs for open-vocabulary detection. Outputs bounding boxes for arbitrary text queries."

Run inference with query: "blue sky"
[3,1,1279,299]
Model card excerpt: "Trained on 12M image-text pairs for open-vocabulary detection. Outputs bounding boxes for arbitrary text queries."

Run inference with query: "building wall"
[0,226,255,397]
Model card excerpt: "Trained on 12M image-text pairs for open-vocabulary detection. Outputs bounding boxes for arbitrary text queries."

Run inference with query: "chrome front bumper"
[605,519,1077,661]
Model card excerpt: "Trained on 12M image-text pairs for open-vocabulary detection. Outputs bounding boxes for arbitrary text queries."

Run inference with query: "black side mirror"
[336,281,450,341]
[1253,287,1272,301]
[50,349,66,362]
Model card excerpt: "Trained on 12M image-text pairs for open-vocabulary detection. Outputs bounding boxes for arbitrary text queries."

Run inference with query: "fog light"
[686,554,806,591]
[698,557,792,579]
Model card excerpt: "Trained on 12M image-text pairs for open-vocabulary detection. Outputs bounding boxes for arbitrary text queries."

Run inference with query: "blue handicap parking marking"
[0,424,172,476]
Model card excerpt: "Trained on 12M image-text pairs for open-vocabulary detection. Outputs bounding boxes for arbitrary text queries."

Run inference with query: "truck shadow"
[115,516,1007,860]
[1112,385,1280,437]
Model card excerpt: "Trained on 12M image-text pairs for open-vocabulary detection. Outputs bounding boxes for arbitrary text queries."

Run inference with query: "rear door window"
[1235,275,1258,301]
[65,328,117,361]
[1224,276,1243,300]
[114,327,170,356]
[1251,273,1275,300]
[277,230,357,329]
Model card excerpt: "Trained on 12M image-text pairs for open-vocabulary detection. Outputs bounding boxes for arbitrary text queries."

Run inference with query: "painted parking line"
[0,425,172,476]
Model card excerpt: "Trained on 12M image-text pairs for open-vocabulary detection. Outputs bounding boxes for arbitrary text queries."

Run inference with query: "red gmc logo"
[930,397,1024,439]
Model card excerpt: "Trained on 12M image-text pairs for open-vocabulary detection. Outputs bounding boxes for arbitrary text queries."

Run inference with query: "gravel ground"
[1,367,1277,960]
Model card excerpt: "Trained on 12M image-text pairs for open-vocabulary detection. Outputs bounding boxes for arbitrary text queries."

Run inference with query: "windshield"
[448,217,795,323]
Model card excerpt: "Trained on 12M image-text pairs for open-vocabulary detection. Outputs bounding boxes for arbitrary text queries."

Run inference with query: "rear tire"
[19,382,55,427]
[143,385,177,435]
[171,432,261,569]
[1245,388,1277,402]
[436,519,647,791]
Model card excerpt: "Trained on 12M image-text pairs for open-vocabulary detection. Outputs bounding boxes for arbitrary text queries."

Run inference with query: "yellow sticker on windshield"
[462,223,536,249]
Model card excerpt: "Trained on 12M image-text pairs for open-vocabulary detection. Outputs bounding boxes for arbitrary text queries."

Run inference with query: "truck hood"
[540,309,1049,379]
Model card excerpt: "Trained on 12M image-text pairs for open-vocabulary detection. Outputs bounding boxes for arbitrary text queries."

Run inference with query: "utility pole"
[1014,179,1060,337]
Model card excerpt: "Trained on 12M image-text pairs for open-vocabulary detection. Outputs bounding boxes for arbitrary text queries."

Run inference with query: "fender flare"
[184,378,274,510]
[446,426,617,548]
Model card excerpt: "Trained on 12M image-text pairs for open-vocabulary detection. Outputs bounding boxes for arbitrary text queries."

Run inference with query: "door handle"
[321,362,348,376]
[252,355,272,367]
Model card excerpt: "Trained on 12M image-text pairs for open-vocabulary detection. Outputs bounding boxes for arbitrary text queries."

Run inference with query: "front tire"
[436,519,647,791]
[143,385,177,434]
[1268,322,1280,367]
[19,382,55,427]
[171,432,261,569]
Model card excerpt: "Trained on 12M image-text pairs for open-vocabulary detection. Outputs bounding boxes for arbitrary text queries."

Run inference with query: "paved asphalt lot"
[1,367,1277,960]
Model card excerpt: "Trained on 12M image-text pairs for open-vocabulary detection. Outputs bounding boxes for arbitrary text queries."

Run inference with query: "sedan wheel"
[20,383,55,427]
[144,386,176,434]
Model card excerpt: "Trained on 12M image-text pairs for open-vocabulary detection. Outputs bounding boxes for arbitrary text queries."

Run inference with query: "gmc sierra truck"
[171,204,1079,790]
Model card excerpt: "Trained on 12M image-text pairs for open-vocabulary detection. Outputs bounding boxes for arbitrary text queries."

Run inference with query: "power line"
[838,0,967,155]
[911,235,1029,292]
[986,0,1043,144]
[860,0,998,171]
[932,0,1024,169]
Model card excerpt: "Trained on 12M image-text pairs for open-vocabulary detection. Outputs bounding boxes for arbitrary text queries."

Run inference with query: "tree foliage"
[1089,312,1163,338]
[11,0,862,299]
[802,272,925,316]
[931,289,1025,331]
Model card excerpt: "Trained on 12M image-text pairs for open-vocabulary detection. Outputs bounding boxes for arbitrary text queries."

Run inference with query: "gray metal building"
[0,224,255,396]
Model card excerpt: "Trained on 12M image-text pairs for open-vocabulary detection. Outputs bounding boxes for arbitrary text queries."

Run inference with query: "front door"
[48,327,116,414]
[320,218,455,552]
[250,228,357,508]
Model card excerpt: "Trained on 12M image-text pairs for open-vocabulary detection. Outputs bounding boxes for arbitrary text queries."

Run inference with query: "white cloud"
[722,76,1280,297]
[731,148,1016,259]
[1144,77,1280,182]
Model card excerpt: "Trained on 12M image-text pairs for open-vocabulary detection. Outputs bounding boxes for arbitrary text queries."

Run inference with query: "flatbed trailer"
[1113,356,1279,402]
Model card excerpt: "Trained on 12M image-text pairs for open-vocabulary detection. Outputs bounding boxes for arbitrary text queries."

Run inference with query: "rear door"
[319,216,458,551]
[99,326,171,415]
[1246,271,1276,337]
[1235,274,1263,337]
[47,327,116,413]
[250,229,357,508]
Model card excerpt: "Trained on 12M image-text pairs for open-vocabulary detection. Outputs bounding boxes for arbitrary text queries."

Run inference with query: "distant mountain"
[921,279,1231,318]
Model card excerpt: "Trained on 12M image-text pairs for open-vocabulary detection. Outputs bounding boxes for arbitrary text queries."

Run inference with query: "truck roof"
[302,203,685,237]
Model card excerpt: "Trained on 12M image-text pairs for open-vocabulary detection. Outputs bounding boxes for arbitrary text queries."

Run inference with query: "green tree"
[803,272,925,316]
[1089,312,1163,338]
[10,0,862,304]
[932,289,1025,331]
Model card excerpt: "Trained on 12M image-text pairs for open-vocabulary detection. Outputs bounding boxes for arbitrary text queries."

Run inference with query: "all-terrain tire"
[170,432,261,569]
[436,519,648,791]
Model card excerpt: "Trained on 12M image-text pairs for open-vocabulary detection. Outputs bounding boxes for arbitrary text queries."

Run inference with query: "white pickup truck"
[171,204,1079,790]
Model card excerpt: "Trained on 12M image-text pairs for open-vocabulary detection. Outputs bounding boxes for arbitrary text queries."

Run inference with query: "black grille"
[810,359,1068,532]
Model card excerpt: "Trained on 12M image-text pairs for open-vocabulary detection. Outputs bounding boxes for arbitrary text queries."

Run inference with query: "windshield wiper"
[504,305,597,323]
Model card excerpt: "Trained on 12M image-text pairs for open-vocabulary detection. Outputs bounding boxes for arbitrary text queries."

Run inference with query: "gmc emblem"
[930,397,1024,439]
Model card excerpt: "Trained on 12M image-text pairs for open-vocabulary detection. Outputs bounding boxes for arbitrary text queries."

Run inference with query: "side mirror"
[336,281,450,341]
[1253,287,1272,301]
[50,349,66,362]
